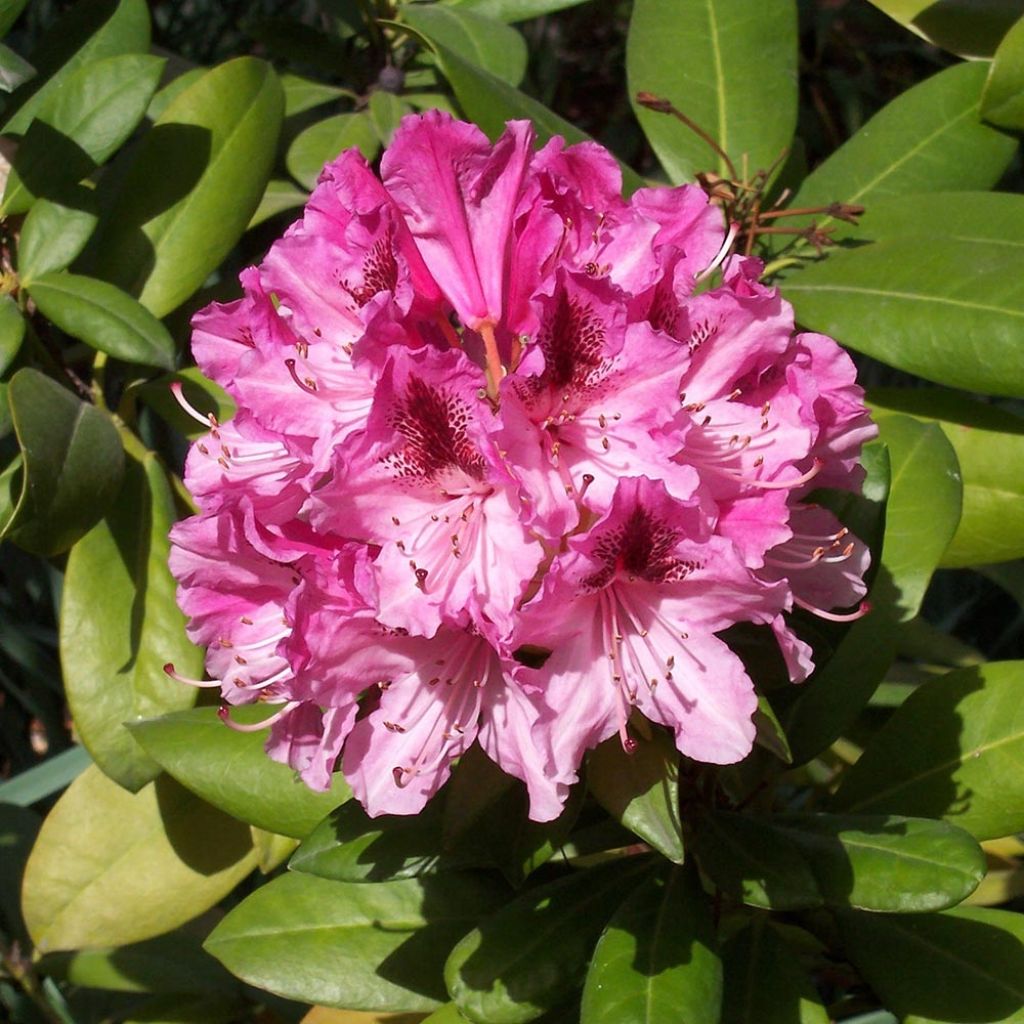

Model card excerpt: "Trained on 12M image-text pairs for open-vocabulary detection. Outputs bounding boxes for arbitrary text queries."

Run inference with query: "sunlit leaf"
[18,196,99,280]
[982,14,1024,128]
[866,0,1024,58]
[286,112,378,191]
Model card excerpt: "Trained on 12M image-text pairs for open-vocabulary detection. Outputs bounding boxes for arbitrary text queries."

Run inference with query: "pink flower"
[168,112,875,821]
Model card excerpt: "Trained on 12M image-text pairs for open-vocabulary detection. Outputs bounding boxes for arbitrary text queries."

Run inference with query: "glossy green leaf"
[581,867,721,1024]
[833,661,1024,841]
[250,828,298,874]
[445,857,653,1023]
[784,238,1024,398]
[692,811,983,912]
[627,0,797,182]
[875,415,961,621]
[446,0,591,22]
[18,197,99,280]
[402,5,527,87]
[62,453,201,792]
[0,0,29,40]
[1,53,165,215]
[0,745,91,806]
[854,190,1024,246]
[867,0,1024,58]
[422,36,644,194]
[129,706,351,839]
[838,906,1024,1023]
[0,42,33,93]
[368,89,411,146]
[784,63,1017,240]
[286,112,378,190]
[280,72,352,117]
[27,272,176,368]
[145,66,205,122]
[22,766,257,953]
[37,926,238,994]
[721,920,828,1024]
[206,871,506,1012]
[870,388,1024,567]
[247,178,308,229]
[0,293,25,374]
[587,728,684,864]
[2,368,124,556]
[3,0,150,136]
[983,15,1024,128]
[92,57,284,318]
[0,803,40,942]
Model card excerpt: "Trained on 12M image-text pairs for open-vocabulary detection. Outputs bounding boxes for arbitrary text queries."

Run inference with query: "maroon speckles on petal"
[540,288,607,391]
[385,375,488,483]
[342,231,399,308]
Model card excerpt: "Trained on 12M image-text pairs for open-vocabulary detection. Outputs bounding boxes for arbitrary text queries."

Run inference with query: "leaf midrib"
[784,281,1024,319]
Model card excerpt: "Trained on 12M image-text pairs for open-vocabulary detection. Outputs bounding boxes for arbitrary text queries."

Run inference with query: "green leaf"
[832,661,1024,841]
[691,811,984,912]
[0,745,91,807]
[18,196,99,280]
[0,293,25,374]
[867,0,1024,58]
[286,112,379,191]
[62,453,201,792]
[129,706,351,839]
[368,89,411,146]
[445,857,653,1023]
[837,906,1024,1022]
[205,871,506,1012]
[721,920,828,1024]
[875,415,961,621]
[3,0,151,136]
[421,36,645,195]
[854,190,1024,246]
[0,803,40,942]
[145,66,205,122]
[21,766,257,953]
[27,272,176,368]
[627,0,797,182]
[783,238,1024,399]
[133,367,235,439]
[91,57,284,318]
[783,63,1017,240]
[446,0,591,22]
[402,5,527,87]
[247,178,308,229]
[870,388,1024,568]
[0,0,30,40]
[280,72,352,117]
[983,15,1024,128]
[581,867,721,1024]
[37,926,238,994]
[0,42,33,93]
[587,728,684,864]
[1,53,165,215]
[2,368,124,556]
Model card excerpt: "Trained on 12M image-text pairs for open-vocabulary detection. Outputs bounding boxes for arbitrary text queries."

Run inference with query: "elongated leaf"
[2,368,124,556]
[18,197,99,280]
[587,728,684,864]
[92,57,284,318]
[22,766,257,952]
[3,0,150,136]
[130,705,350,839]
[62,454,201,792]
[447,0,591,22]
[445,857,653,1023]
[2,53,165,215]
[247,178,308,229]
[0,0,29,40]
[0,293,25,374]
[146,66,206,122]
[627,0,797,182]
[855,190,1024,246]
[402,5,527,87]
[783,238,1024,398]
[280,72,352,117]
[785,62,1017,240]
[368,89,411,146]
[867,0,1024,58]
[983,14,1024,128]
[692,811,983,912]
[421,36,644,194]
[0,42,33,93]
[206,872,506,1012]
[286,112,379,190]
[838,906,1024,1023]
[721,920,828,1024]
[581,867,721,1024]
[870,388,1024,567]
[27,271,176,368]
[0,744,91,806]
[833,661,1024,841]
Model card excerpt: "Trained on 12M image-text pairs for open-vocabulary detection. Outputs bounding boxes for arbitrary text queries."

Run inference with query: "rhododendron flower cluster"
[168,112,875,821]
